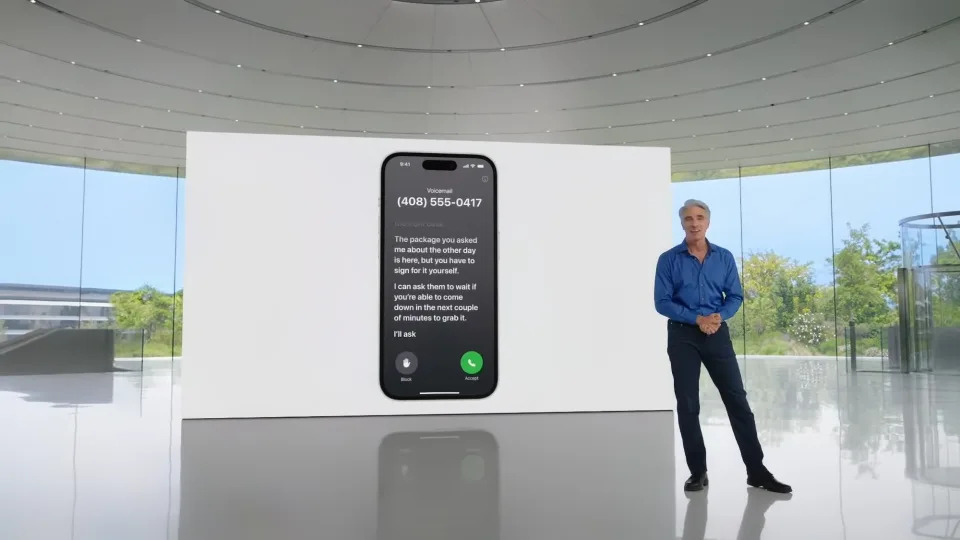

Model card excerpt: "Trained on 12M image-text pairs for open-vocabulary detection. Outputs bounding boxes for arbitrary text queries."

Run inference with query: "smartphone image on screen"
[380,152,498,400]
[377,430,500,540]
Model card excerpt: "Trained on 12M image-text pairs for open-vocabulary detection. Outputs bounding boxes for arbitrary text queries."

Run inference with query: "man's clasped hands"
[695,313,723,335]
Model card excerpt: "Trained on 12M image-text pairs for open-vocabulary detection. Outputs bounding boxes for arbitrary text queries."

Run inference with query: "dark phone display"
[380,153,497,399]
[377,431,499,540]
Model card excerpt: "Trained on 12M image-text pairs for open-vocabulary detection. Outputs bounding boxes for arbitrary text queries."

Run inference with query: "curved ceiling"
[0,0,959,172]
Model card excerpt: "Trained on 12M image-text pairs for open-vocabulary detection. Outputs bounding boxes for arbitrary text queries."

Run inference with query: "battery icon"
[477,164,485,169]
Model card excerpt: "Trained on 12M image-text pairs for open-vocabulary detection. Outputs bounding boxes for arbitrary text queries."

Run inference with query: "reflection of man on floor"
[681,490,792,540]
[654,199,791,494]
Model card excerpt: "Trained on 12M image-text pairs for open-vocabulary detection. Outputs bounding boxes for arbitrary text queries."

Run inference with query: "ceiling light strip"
[21,0,888,89]
[3,81,957,142]
[4,29,957,124]
[179,0,708,53]
[673,126,960,168]
[668,109,960,153]
[0,119,183,149]
[0,133,180,159]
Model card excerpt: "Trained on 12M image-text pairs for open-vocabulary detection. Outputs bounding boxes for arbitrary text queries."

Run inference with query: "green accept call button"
[460,351,483,375]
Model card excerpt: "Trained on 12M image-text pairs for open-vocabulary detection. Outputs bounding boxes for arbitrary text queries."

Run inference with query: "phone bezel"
[379,152,499,400]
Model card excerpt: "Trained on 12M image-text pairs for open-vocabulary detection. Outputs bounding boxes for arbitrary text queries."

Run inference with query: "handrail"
[0,329,56,355]
[898,210,960,226]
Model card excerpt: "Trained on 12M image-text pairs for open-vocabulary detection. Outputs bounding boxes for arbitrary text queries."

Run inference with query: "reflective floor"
[1,358,960,539]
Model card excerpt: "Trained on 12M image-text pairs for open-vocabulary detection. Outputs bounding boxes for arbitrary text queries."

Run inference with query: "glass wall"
[1,137,957,366]
[741,165,834,358]
[0,156,182,361]
[671,140,960,369]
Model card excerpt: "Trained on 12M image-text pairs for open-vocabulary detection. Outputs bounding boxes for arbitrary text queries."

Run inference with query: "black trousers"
[667,320,765,476]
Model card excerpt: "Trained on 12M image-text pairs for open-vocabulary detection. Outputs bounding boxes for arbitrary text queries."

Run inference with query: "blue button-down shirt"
[654,240,743,325]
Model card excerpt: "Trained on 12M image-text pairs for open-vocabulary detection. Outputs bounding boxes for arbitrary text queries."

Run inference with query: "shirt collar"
[675,239,714,256]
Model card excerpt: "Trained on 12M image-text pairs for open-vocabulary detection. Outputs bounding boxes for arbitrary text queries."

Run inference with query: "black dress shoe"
[684,472,709,492]
[747,472,792,493]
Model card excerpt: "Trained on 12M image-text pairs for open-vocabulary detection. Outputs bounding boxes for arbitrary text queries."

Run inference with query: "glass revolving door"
[900,211,960,374]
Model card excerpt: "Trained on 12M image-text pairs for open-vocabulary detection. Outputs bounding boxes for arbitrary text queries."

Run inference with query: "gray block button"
[396,352,418,375]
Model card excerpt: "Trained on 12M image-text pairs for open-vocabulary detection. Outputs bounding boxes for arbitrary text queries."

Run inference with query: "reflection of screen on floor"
[377,431,499,540]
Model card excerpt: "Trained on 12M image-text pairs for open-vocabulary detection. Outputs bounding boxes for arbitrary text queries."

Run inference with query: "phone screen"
[380,153,498,399]
[377,430,499,540]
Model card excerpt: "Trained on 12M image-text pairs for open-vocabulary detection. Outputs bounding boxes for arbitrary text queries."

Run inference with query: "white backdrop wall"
[183,132,673,418]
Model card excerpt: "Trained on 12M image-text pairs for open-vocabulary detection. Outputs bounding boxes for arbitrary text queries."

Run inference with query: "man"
[654,199,791,494]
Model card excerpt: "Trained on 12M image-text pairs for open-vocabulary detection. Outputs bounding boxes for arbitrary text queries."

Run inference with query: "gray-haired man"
[654,199,791,494]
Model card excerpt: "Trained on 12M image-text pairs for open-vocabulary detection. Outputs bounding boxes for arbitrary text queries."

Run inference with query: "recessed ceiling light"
[424,132,429,135]
[427,86,431,89]
[167,109,171,112]
[844,112,848,115]
[94,96,99,100]
[58,112,62,115]
[930,94,935,98]
[692,134,696,138]
[671,119,676,122]
[135,38,142,43]
[790,138,794,141]
[118,138,123,141]
[765,125,770,128]
[804,21,810,25]
[737,109,742,112]
[608,126,612,129]
[534,109,539,113]
[314,105,319,109]
[706,53,712,57]
[876,124,881,128]
[357,44,363,48]
[333,80,338,83]
[612,73,617,77]
[425,112,430,115]
[888,42,894,46]
[363,130,367,133]
[519,84,524,87]
[638,22,644,26]
[15,80,21,83]
[235,119,239,122]
[806,96,811,99]
[761,77,767,81]
[214,9,221,13]
[70,61,76,65]
[140,125,144,128]
[300,125,304,129]
[198,89,203,93]
[485,132,490,135]
[546,130,551,133]
[236,64,242,68]
[645,99,650,102]
[500,48,505,51]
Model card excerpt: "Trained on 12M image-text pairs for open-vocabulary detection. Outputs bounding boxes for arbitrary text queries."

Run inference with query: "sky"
[672,153,960,284]
[0,152,957,293]
[0,160,185,293]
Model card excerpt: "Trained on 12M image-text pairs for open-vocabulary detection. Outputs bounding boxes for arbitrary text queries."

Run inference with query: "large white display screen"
[183,133,673,418]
